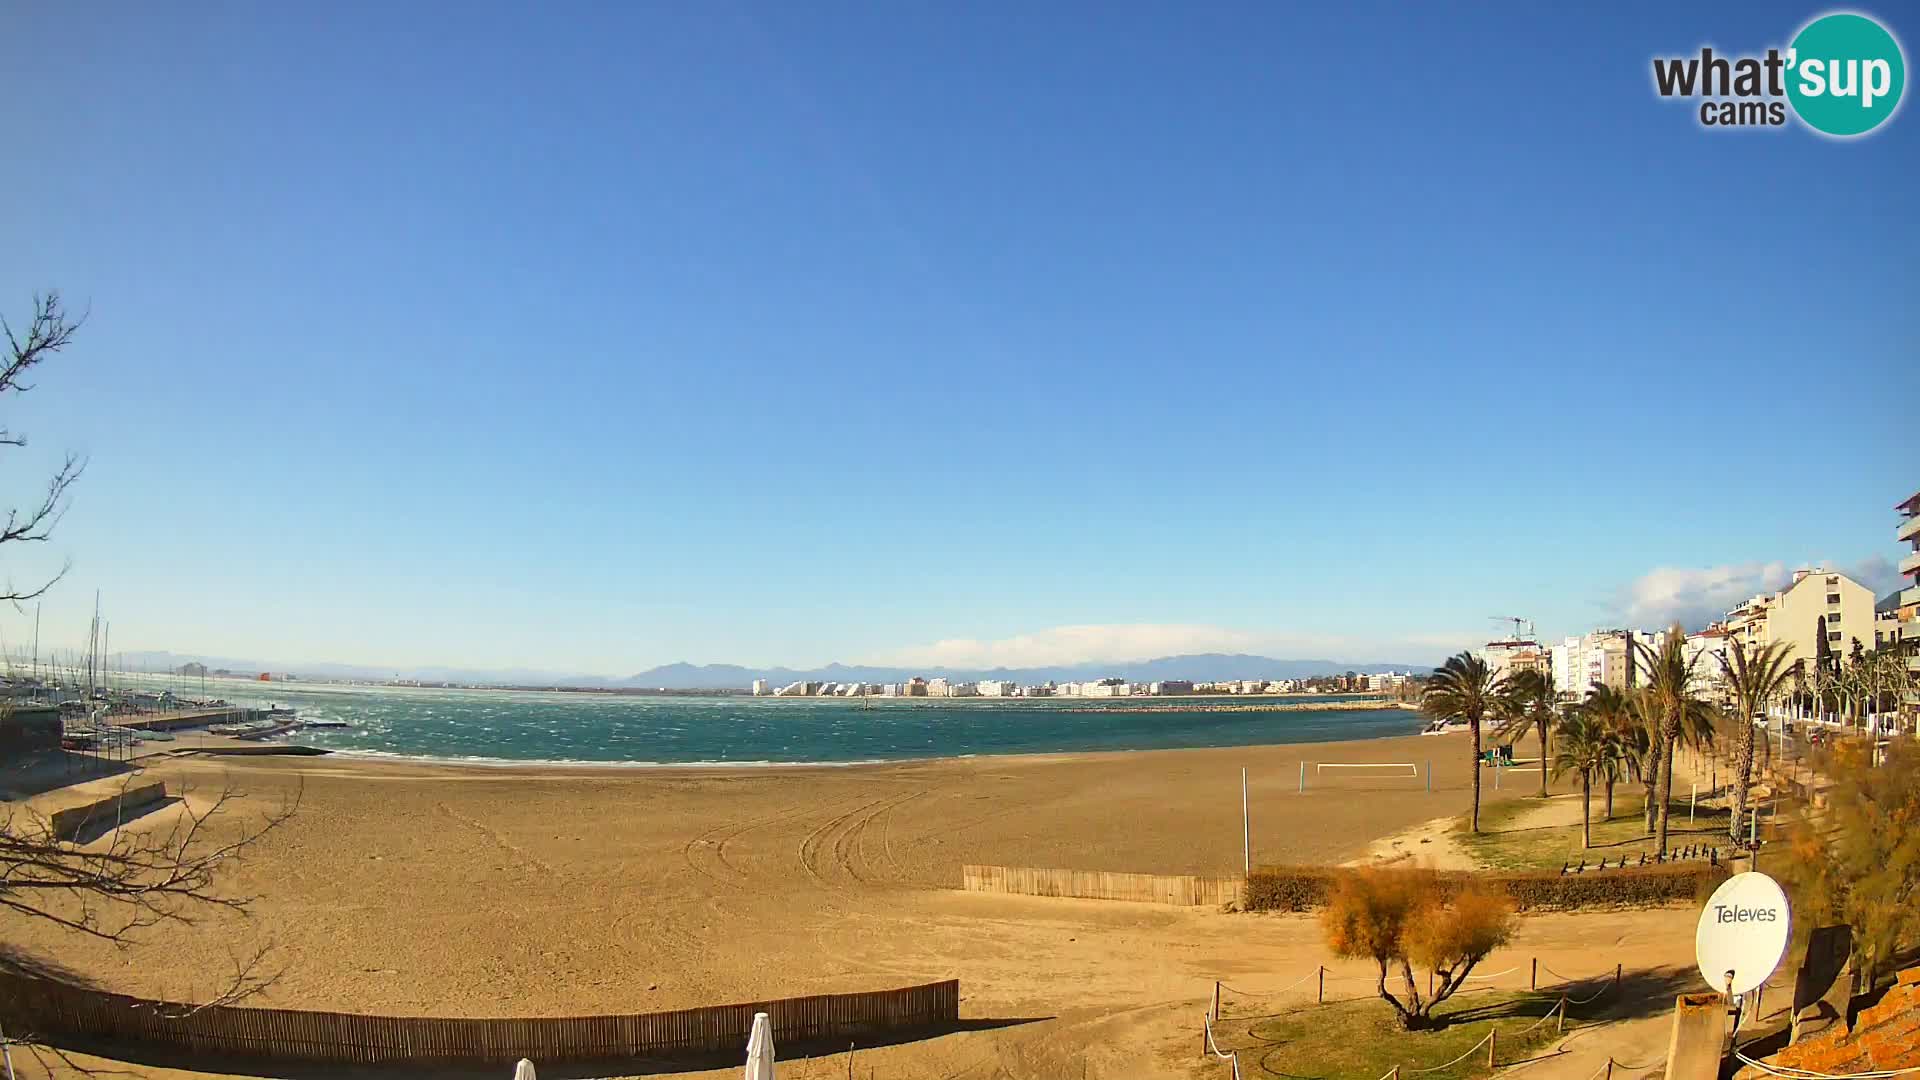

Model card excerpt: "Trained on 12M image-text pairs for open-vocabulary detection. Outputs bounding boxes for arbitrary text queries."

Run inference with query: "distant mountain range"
[107,650,1428,690]
[621,654,1429,689]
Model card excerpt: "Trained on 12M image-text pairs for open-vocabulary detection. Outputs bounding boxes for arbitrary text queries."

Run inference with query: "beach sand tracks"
[431,801,557,875]
[800,788,929,889]
[681,799,820,888]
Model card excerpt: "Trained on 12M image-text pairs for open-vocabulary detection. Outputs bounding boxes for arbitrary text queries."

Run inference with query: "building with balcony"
[1889,489,1920,680]
[1718,567,1876,678]
[1548,629,1669,698]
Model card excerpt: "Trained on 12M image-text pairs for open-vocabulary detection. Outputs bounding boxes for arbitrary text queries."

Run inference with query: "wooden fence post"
[1557,997,1566,1034]
[1530,958,1537,990]
[1317,967,1324,1005]
[1212,981,1220,1021]
[1488,1027,1498,1068]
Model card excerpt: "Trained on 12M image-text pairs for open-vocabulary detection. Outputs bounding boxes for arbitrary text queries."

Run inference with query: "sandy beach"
[4,731,1712,1079]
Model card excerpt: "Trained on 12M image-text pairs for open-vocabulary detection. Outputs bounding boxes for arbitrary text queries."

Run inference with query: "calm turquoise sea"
[138,679,1423,765]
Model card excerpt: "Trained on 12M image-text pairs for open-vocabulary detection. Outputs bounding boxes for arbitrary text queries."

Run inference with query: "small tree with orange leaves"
[1320,866,1517,1030]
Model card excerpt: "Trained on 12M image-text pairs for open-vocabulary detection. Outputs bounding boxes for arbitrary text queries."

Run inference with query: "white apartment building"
[1721,567,1875,675]
[1547,630,1670,699]
[1684,627,1733,701]
[1890,489,1920,683]
[926,678,949,697]
[976,680,1011,697]
[751,679,768,696]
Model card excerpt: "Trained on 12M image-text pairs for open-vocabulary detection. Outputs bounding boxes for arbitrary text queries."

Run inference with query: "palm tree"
[1627,688,1664,834]
[1496,667,1558,798]
[1719,640,1796,850]
[1634,626,1717,855]
[1580,684,1635,819]
[1423,652,1504,833]
[1552,711,1618,849]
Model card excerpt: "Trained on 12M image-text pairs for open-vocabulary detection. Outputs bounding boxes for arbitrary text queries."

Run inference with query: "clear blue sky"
[1,3,1914,676]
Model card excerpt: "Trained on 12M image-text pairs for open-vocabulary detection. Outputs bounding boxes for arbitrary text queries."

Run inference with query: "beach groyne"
[46,782,169,840]
[118,707,261,732]
[962,863,1244,906]
[0,972,960,1067]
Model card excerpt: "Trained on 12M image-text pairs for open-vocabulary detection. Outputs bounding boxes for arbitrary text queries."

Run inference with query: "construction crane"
[1488,616,1536,641]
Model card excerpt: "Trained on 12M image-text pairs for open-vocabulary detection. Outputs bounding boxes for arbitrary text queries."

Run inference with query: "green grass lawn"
[1207,989,1570,1080]
[1456,792,1734,872]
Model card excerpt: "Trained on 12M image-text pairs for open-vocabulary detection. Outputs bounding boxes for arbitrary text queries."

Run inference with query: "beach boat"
[1419,719,1469,736]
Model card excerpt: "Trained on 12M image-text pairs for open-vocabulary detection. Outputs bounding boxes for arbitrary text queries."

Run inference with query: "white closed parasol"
[743,1011,775,1080]
[512,1060,537,1080]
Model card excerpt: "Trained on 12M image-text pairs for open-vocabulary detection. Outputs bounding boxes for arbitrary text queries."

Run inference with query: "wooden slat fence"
[0,971,958,1066]
[962,863,1243,906]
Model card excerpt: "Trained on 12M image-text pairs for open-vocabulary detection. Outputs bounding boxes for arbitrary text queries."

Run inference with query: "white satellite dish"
[1695,871,1791,996]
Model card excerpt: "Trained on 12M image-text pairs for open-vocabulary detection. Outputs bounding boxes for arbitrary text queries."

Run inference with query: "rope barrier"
[1202,1013,1244,1080]
[1540,964,1619,985]
[1561,982,1614,1006]
[1738,1050,1920,1078]
[1407,1030,1495,1073]
[1217,967,1325,999]
[1464,966,1520,981]
[1517,998,1567,1034]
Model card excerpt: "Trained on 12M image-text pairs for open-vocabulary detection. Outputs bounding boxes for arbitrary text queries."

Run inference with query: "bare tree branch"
[0,778,301,944]
[1,292,87,602]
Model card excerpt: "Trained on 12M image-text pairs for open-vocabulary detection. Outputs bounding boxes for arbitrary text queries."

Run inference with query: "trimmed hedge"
[1243,862,1727,913]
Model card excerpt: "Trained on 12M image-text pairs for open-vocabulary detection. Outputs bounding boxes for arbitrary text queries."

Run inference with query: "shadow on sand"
[20,1017,1050,1079]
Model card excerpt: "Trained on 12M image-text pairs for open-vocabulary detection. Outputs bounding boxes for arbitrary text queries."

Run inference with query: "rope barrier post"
[1488,1027,1497,1069]
[1615,963,1622,989]
[1300,760,1306,794]
[1531,957,1537,990]
[1212,980,1220,1022]
[1557,997,1566,1034]
[1318,966,1325,1005]
[1605,1059,1613,1080]
[1426,760,1432,793]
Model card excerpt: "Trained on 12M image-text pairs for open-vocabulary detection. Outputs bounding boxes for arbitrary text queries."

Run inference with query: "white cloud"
[1843,555,1901,599]
[1614,562,1792,630]
[1613,554,1900,631]
[863,622,1478,669]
